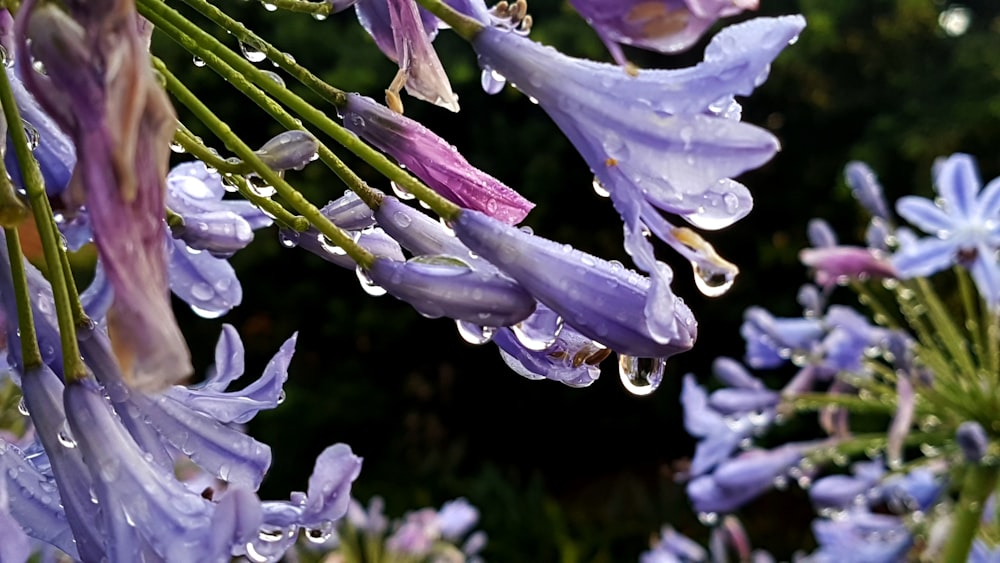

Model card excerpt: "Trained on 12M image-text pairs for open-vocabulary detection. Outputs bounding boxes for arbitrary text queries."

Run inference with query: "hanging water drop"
[591,177,610,198]
[356,265,387,296]
[57,424,77,449]
[17,397,28,416]
[192,56,207,68]
[239,40,268,63]
[512,309,563,351]
[190,305,227,319]
[317,234,346,256]
[247,174,277,198]
[480,68,506,94]
[304,521,334,544]
[691,262,736,297]
[617,354,666,396]
[169,140,186,153]
[278,229,299,248]
[390,181,415,200]
[262,2,278,11]
[456,320,495,345]
[21,120,40,151]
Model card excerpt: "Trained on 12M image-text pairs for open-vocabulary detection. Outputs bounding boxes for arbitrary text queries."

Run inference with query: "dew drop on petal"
[455,320,495,345]
[57,423,77,449]
[356,265,387,296]
[480,68,506,94]
[592,177,610,198]
[618,354,665,396]
[390,181,415,200]
[512,311,563,351]
[190,305,227,319]
[21,120,40,151]
[17,397,28,416]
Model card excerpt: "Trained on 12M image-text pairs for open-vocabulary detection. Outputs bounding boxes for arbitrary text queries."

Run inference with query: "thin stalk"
[258,0,333,18]
[941,463,998,563]
[3,227,42,368]
[154,59,376,268]
[138,0,460,219]
[171,128,310,231]
[914,277,977,377]
[0,65,87,380]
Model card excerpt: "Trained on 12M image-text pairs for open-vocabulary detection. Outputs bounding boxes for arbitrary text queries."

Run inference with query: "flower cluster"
[642,155,1000,562]
[0,0,829,559]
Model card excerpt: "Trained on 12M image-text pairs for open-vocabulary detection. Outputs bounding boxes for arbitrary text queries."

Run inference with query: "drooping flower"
[470,15,804,313]
[892,153,1000,307]
[342,94,534,224]
[166,161,273,318]
[452,208,697,358]
[569,0,759,66]
[17,0,191,390]
[354,0,459,111]
[687,442,809,514]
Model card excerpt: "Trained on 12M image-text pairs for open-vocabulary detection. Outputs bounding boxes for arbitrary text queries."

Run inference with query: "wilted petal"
[386,0,459,111]
[453,209,696,357]
[343,96,533,223]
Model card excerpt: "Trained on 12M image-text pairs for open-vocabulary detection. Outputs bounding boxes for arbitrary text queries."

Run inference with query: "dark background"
[150,1,1000,560]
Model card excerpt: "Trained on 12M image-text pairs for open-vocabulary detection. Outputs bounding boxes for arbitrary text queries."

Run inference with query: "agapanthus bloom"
[892,153,1000,307]
[569,0,759,66]
[341,94,533,224]
[470,14,804,314]
[17,0,190,390]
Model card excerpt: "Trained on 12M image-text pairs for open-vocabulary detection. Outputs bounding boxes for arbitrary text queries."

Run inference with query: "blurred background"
[142,0,1000,560]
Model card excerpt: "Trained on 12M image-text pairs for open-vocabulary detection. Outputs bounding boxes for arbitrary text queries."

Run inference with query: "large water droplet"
[390,181,415,200]
[17,397,28,416]
[592,176,610,198]
[456,320,495,345]
[278,229,299,248]
[356,265,386,296]
[247,174,277,198]
[239,39,267,63]
[192,56,207,68]
[692,262,736,297]
[618,355,665,396]
[480,68,506,94]
[21,120,39,151]
[512,309,563,351]
[190,305,227,319]
[304,521,334,544]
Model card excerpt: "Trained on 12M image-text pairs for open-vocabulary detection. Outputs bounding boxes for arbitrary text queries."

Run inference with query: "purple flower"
[493,317,606,388]
[810,510,912,563]
[569,0,758,66]
[640,525,707,563]
[342,95,534,224]
[471,16,803,295]
[800,246,897,289]
[893,154,1000,307]
[453,209,697,358]
[0,478,32,563]
[687,443,807,514]
[957,421,989,463]
[809,460,884,513]
[845,161,891,221]
[166,161,273,317]
[17,0,191,390]
[437,498,478,541]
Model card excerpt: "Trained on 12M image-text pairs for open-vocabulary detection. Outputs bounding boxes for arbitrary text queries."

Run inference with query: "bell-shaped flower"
[893,153,1000,307]
[494,319,606,388]
[687,443,808,514]
[166,161,273,318]
[470,16,804,293]
[453,209,697,357]
[569,0,758,66]
[17,0,191,390]
[354,0,458,111]
[342,95,533,224]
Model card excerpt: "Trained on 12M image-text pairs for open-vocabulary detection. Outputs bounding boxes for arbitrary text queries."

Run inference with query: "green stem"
[0,63,87,381]
[139,0,460,219]
[3,228,42,368]
[58,247,88,327]
[175,0,346,107]
[257,0,332,18]
[941,463,998,563]
[413,0,484,41]
[171,129,310,231]
[154,59,376,268]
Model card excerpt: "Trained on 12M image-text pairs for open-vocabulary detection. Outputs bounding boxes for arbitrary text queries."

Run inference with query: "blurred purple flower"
[17,0,190,390]
[342,94,533,224]
[810,510,912,563]
[893,153,1000,307]
[687,443,807,514]
[640,525,707,563]
[800,246,897,289]
[0,479,32,563]
[569,0,758,66]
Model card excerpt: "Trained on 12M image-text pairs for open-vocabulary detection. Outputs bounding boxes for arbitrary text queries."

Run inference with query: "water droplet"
[392,210,412,228]
[480,68,507,94]
[390,181,415,200]
[239,40,267,63]
[278,229,299,248]
[0,44,12,68]
[305,521,334,544]
[312,12,327,21]
[617,355,665,396]
[190,305,226,319]
[260,70,285,87]
[21,120,39,151]
[692,262,736,297]
[698,512,719,526]
[317,234,346,256]
[191,282,214,301]
[512,310,563,351]
[169,140,186,153]
[356,266,386,296]
[192,56,207,68]
[456,320,495,345]
[31,58,46,75]
[247,174,277,198]
[57,424,77,449]
[17,397,29,416]
[262,2,278,11]
[592,177,610,198]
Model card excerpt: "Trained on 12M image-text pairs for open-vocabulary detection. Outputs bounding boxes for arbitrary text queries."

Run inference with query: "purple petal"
[934,153,980,219]
[254,130,319,172]
[343,95,533,223]
[167,238,243,318]
[386,0,459,111]
[0,440,77,558]
[375,196,497,271]
[453,209,697,357]
[891,236,957,278]
[300,444,363,527]
[366,255,536,326]
[844,161,890,220]
[895,196,954,234]
[0,478,32,563]
[321,192,376,231]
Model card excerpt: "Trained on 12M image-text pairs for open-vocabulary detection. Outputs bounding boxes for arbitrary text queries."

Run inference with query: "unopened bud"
[254,130,319,172]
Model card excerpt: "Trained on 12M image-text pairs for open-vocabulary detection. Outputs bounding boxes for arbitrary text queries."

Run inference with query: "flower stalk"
[942,462,998,563]
[153,58,377,268]
[413,0,483,41]
[0,62,86,380]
